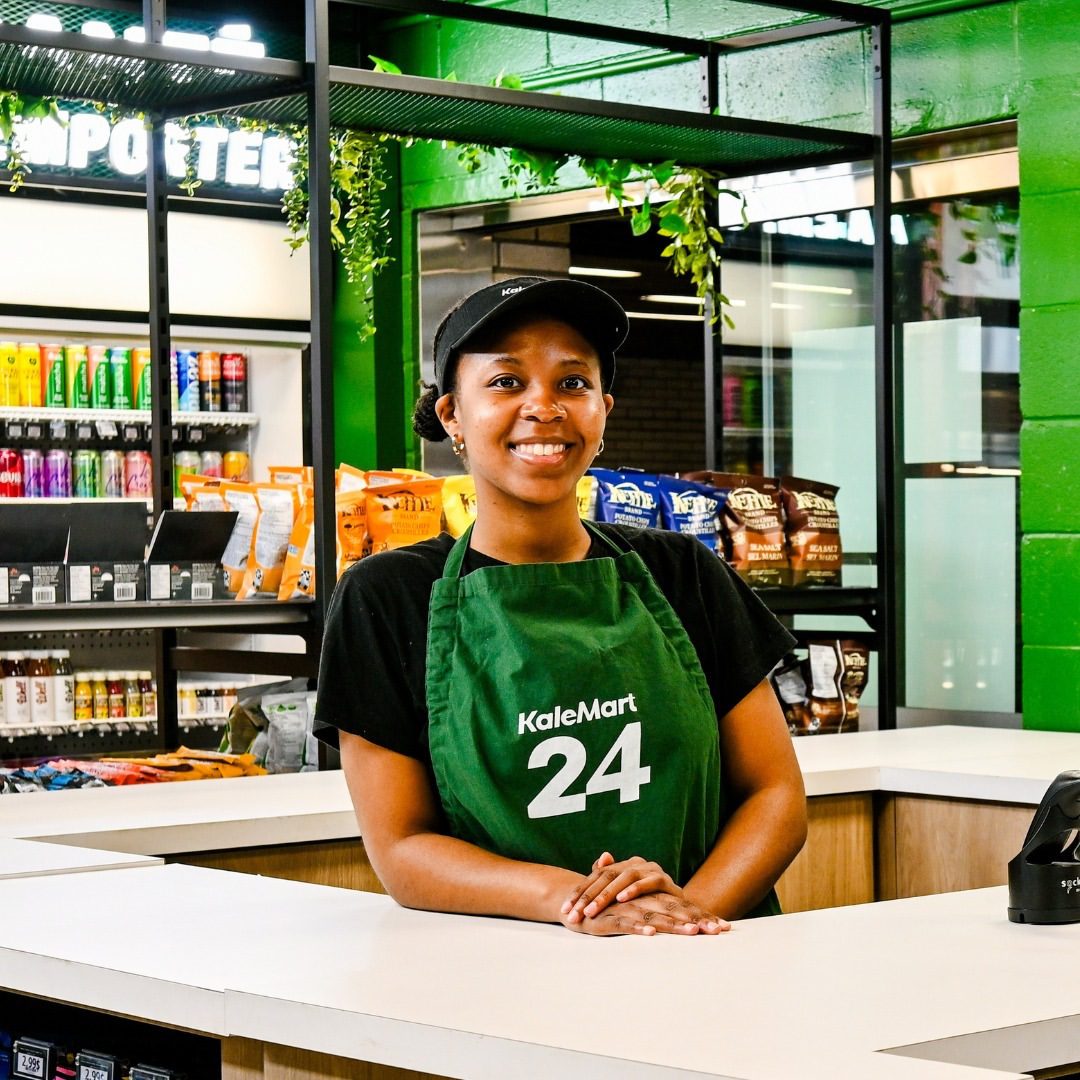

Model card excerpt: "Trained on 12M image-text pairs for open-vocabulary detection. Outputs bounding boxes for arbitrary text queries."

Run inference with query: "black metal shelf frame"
[0,0,897,749]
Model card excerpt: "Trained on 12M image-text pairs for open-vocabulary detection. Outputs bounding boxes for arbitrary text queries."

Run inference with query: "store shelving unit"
[0,0,897,751]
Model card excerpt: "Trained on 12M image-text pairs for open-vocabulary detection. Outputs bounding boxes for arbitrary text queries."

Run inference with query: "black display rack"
[0,0,897,757]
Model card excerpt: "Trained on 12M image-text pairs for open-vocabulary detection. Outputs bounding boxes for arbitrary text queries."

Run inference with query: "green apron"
[426,522,726,891]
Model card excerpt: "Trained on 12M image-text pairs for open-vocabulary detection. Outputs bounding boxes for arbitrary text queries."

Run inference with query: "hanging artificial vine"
[0,91,61,190]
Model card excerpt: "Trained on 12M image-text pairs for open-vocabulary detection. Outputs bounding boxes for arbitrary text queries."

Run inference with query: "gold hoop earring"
[451,436,466,457]
[596,438,605,456]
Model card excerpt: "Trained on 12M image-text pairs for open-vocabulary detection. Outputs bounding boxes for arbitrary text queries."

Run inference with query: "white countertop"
[0,726,1073,857]
[0,838,161,878]
[0,863,1076,1079]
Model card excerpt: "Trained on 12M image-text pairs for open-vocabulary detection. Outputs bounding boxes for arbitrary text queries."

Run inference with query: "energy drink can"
[221,352,247,412]
[45,449,72,498]
[133,347,152,410]
[43,345,66,407]
[173,450,202,496]
[88,346,111,409]
[176,349,199,412]
[0,448,24,497]
[199,450,224,478]
[18,344,42,408]
[101,449,125,498]
[73,449,101,498]
[223,451,250,482]
[109,348,133,410]
[198,351,222,412]
[124,450,152,498]
[170,351,179,412]
[66,344,90,409]
[0,342,18,406]
[22,449,44,498]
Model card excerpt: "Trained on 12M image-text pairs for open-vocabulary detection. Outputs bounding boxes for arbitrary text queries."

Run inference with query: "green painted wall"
[346,0,1078,729]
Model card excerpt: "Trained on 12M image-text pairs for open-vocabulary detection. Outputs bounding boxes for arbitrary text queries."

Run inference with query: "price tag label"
[49,420,68,439]
[188,427,204,444]
[95,420,118,439]
[76,1052,117,1080]
[123,424,140,442]
[12,1039,53,1079]
[81,1067,110,1080]
[7,421,23,439]
[25,423,42,440]
[76,423,93,441]
[171,426,180,442]
[130,1067,173,1080]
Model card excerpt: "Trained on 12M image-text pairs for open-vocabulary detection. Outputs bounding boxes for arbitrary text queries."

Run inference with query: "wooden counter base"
[224,1038,448,1080]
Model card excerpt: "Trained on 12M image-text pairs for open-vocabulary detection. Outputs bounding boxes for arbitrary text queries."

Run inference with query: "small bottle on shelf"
[178,682,198,721]
[51,650,75,725]
[3,653,31,728]
[139,671,157,721]
[124,671,142,719]
[26,650,53,727]
[91,670,110,722]
[74,671,94,723]
[106,671,126,719]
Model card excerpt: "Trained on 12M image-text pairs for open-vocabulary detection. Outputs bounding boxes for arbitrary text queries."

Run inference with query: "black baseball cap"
[433,276,629,395]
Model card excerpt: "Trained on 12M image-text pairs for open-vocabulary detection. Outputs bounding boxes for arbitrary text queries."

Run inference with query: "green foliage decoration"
[0,90,61,190]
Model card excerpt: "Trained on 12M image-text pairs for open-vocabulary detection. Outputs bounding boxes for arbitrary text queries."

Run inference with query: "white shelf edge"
[0,317,310,349]
[0,407,258,428]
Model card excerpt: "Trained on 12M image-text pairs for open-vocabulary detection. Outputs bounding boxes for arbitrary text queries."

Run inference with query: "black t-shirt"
[314,523,796,763]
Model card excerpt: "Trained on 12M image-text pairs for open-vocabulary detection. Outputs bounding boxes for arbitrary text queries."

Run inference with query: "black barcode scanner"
[1008,770,1080,924]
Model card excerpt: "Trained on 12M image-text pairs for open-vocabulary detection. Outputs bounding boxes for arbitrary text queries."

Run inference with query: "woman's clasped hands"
[559,852,731,937]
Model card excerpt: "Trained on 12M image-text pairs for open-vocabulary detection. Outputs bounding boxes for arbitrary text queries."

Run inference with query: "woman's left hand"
[561,852,730,929]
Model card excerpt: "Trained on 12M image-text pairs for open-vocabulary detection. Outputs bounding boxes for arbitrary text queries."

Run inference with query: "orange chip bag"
[336,489,368,577]
[179,473,224,511]
[279,498,316,600]
[442,474,476,538]
[239,483,301,598]
[366,477,444,555]
[269,465,313,487]
[336,463,367,493]
[218,483,259,594]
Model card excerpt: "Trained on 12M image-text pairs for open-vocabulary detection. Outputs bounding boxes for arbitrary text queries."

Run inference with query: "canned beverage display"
[0,448,24,497]
[133,347,152,410]
[0,343,18,407]
[18,344,42,408]
[173,451,202,496]
[65,344,90,409]
[221,352,248,412]
[43,345,65,408]
[198,351,222,412]
[45,449,72,498]
[223,451,250,482]
[21,449,44,498]
[101,449,125,498]
[199,450,224,478]
[176,349,199,412]
[73,449,102,498]
[124,450,152,498]
[109,348,133,410]
[169,351,179,412]
[88,346,110,409]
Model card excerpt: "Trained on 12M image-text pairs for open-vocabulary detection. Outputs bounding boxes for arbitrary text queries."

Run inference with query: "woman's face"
[435,315,614,513]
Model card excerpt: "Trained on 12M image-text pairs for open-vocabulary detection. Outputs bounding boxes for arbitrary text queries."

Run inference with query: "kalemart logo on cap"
[501,285,525,296]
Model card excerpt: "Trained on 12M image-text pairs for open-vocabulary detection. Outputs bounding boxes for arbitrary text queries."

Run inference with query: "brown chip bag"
[367,477,444,555]
[442,474,476,539]
[336,489,368,577]
[770,655,814,736]
[808,639,869,734]
[781,476,842,587]
[685,471,788,586]
[279,497,316,600]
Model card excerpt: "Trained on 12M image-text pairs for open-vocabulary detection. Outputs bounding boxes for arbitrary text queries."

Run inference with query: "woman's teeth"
[514,443,567,457]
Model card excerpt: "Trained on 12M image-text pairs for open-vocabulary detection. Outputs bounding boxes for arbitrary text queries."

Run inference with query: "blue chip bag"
[589,468,661,529]
[657,475,724,553]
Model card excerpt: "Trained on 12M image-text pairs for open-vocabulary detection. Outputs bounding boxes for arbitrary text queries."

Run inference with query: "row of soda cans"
[0,343,248,414]
[0,448,152,499]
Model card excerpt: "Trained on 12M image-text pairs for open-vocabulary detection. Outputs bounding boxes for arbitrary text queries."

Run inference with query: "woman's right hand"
[560,891,729,936]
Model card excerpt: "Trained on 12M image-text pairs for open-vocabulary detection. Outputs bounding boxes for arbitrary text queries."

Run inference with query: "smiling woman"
[314,276,808,937]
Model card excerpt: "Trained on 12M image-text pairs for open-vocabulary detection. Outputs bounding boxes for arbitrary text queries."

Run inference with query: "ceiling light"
[640,294,702,306]
[770,302,803,311]
[210,37,265,57]
[81,20,115,37]
[625,310,703,322]
[26,13,62,31]
[954,466,1020,477]
[771,282,853,296]
[162,29,211,50]
[123,26,146,42]
[218,23,252,40]
[567,266,641,279]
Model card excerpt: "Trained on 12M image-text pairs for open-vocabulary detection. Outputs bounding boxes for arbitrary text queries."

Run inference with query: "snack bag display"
[367,477,444,554]
[781,476,843,587]
[269,465,314,487]
[589,468,661,529]
[278,497,317,600]
[657,475,724,553]
[808,639,870,734]
[770,654,814,735]
[336,463,367,492]
[218,483,259,594]
[576,474,597,520]
[239,483,301,598]
[685,471,788,586]
[179,472,224,510]
[442,474,477,538]
[336,489,368,577]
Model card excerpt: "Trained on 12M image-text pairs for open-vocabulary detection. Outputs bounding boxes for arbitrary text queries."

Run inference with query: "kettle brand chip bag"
[685,471,788,586]
[781,476,843,587]
[366,477,444,555]
[770,654,814,736]
[589,468,661,529]
[442,474,477,539]
[657,475,723,553]
[808,639,870,734]
[336,489,368,577]
[278,497,316,601]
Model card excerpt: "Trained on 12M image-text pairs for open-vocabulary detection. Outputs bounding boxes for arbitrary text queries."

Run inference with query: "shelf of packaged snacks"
[0,407,258,429]
[755,586,879,621]
[0,599,315,634]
